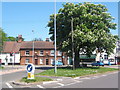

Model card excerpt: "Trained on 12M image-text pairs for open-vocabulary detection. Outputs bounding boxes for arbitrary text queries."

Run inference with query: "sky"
[2,2,118,41]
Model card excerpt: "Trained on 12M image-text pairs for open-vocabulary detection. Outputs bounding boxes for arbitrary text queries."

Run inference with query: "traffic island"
[36,67,118,78]
[12,76,53,86]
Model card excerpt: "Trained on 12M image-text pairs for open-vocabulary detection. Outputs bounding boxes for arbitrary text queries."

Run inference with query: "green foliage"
[36,67,118,78]
[0,28,20,52]
[48,2,118,68]
[7,37,16,41]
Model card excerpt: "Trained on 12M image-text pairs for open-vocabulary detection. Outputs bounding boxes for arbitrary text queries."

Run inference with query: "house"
[0,35,22,65]
[0,35,68,65]
[20,39,67,65]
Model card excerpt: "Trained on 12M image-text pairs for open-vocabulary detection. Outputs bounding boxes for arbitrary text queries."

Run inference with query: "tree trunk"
[74,50,80,69]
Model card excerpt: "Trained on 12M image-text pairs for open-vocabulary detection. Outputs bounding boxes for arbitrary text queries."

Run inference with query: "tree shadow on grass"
[35,66,100,71]
[57,66,100,70]
[35,66,54,70]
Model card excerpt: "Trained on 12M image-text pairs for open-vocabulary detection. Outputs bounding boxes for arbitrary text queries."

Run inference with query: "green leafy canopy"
[48,2,118,67]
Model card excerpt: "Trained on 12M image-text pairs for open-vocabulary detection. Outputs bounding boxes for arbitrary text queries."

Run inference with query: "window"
[40,59,43,64]
[104,55,108,59]
[51,59,54,64]
[58,51,62,56]
[25,51,30,55]
[58,58,62,62]
[40,51,44,56]
[10,58,12,62]
[51,50,54,56]
[25,59,29,63]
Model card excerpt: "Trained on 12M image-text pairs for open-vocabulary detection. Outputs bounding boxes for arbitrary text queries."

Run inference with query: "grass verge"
[36,67,118,78]
[20,77,52,83]
[0,66,4,69]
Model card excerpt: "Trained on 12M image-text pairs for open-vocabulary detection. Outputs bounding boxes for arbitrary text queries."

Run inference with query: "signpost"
[26,63,35,79]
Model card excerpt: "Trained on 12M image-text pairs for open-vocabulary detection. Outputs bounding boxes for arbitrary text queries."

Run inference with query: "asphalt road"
[61,72,119,88]
[0,66,119,89]
[1,69,44,88]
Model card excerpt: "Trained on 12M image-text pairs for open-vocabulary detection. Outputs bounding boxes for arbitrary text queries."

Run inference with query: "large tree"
[48,2,118,68]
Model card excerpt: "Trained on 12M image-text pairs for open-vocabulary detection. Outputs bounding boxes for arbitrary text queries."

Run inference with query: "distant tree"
[33,38,43,41]
[48,2,118,68]
[7,36,16,41]
[0,28,7,52]
[0,28,19,52]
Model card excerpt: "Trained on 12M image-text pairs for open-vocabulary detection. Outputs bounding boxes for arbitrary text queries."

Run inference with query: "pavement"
[0,65,26,75]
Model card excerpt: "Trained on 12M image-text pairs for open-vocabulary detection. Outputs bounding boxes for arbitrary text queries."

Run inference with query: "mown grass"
[36,67,118,78]
[20,76,52,83]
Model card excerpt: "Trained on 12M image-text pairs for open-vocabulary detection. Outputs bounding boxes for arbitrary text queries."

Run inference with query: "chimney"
[17,35,23,43]
[46,38,49,42]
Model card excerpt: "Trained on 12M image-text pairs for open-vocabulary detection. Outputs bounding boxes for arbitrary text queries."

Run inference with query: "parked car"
[52,61,63,66]
[91,61,104,66]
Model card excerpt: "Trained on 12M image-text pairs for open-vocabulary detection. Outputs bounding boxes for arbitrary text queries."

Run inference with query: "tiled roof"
[3,41,22,53]
[20,41,54,49]
[2,41,54,53]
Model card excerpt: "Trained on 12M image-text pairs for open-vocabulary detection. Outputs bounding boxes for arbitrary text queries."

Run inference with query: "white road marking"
[74,77,79,80]
[37,85,44,88]
[54,80,82,88]
[43,81,58,84]
[57,83,64,86]
[102,75,107,77]
[6,82,13,88]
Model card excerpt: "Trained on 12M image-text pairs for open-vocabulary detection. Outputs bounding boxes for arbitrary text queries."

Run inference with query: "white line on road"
[57,83,64,86]
[37,85,44,88]
[102,75,107,77]
[6,82,13,88]
[54,80,82,88]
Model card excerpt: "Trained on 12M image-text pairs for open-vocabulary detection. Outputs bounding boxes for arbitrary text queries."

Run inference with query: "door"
[35,59,38,65]
[46,59,49,65]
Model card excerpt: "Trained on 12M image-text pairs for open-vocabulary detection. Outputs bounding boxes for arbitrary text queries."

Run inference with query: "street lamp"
[54,0,57,74]
[32,30,35,65]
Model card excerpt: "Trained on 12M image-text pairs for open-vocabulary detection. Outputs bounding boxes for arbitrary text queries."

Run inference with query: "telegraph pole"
[54,0,57,74]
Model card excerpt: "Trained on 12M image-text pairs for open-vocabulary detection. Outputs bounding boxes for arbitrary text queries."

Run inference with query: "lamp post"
[32,30,34,65]
[54,0,57,74]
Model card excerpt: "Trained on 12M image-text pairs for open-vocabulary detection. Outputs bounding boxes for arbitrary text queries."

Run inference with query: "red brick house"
[20,40,67,65]
[1,35,68,65]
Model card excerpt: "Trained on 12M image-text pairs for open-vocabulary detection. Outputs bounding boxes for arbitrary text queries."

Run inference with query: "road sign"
[26,63,35,79]
[26,63,35,73]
